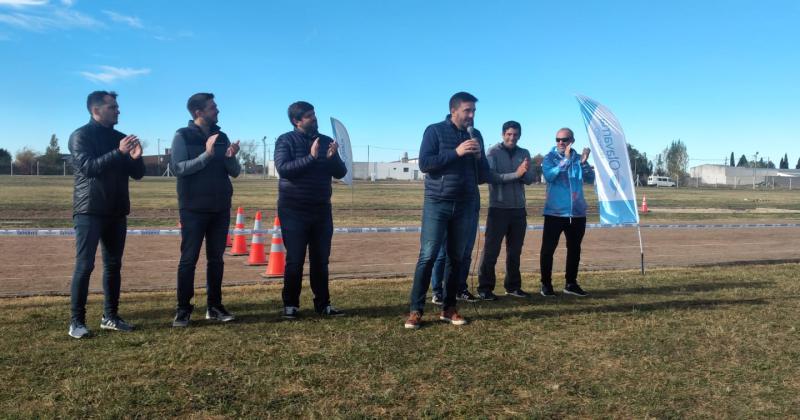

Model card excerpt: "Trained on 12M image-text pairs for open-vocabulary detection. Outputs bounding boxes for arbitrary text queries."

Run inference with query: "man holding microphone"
[405,92,489,329]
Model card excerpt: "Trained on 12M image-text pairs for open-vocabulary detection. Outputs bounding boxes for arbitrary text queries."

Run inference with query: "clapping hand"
[226,140,240,158]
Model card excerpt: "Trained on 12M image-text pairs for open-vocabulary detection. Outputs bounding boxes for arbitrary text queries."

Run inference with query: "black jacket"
[274,129,347,209]
[418,116,490,201]
[68,119,145,216]
[171,121,241,212]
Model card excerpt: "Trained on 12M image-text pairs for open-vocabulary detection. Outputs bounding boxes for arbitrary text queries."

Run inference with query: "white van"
[647,175,676,187]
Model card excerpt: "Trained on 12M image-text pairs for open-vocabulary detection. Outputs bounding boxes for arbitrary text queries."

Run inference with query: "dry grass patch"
[0,264,799,417]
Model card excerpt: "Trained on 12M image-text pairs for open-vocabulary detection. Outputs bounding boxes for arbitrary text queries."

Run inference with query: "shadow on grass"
[478,297,769,321]
[587,280,775,299]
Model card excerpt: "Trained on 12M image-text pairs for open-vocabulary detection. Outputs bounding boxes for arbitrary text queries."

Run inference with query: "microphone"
[466,126,479,157]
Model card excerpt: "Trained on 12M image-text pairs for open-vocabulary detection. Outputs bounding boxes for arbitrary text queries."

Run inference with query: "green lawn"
[1,175,800,227]
[1,264,798,418]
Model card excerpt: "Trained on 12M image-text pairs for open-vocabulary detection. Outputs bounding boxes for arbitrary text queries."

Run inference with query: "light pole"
[261,136,267,179]
[752,152,759,189]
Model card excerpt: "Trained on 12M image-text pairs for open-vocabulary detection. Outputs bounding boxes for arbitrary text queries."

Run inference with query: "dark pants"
[409,198,476,313]
[70,214,127,323]
[478,207,527,293]
[540,215,586,285]
[176,209,230,311]
[431,199,479,297]
[279,205,334,311]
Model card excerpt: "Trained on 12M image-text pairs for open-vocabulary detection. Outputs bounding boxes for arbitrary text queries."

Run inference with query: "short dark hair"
[187,93,215,117]
[502,121,521,134]
[558,127,575,139]
[287,101,314,125]
[449,91,478,110]
[86,91,117,113]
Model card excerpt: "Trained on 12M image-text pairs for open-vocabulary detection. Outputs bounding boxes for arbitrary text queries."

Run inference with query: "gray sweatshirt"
[486,142,535,209]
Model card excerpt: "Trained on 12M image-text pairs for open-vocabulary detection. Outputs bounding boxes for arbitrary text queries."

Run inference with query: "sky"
[1,0,799,165]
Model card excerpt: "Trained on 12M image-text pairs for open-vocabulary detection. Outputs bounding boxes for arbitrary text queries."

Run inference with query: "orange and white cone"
[641,195,649,213]
[261,217,285,278]
[226,232,232,248]
[246,211,268,266]
[227,207,249,256]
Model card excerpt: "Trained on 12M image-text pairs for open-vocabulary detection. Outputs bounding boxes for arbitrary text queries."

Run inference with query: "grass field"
[1,264,798,417]
[2,175,800,228]
[2,176,800,418]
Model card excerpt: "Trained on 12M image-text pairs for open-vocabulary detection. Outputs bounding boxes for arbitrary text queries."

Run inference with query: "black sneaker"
[505,289,531,298]
[68,320,90,339]
[478,291,498,301]
[282,306,299,320]
[173,306,193,328]
[100,315,135,332]
[431,294,443,306]
[456,290,478,302]
[206,305,235,322]
[563,283,589,297]
[318,305,345,317]
[540,283,557,297]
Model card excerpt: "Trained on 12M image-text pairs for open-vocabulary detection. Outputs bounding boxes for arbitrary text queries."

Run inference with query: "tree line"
[728,152,799,170]
[0,135,67,175]
[3,136,799,182]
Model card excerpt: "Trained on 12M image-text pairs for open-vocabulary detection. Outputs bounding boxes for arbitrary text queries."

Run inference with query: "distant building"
[690,164,800,187]
[352,153,422,181]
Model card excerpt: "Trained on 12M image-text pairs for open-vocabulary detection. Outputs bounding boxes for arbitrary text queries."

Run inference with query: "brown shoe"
[404,311,422,329]
[440,308,468,326]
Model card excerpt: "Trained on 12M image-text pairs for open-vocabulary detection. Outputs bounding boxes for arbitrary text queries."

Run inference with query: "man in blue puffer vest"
[404,92,490,329]
[540,127,595,297]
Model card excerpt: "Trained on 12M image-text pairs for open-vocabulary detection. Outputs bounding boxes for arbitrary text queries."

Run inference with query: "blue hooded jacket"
[542,146,595,217]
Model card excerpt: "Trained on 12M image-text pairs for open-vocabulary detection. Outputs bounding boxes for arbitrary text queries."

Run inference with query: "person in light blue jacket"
[539,127,595,297]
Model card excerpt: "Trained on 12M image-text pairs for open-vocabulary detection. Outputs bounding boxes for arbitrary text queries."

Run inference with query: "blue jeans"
[279,205,334,311]
[409,198,477,313]
[70,214,127,323]
[176,209,230,311]
[431,199,479,297]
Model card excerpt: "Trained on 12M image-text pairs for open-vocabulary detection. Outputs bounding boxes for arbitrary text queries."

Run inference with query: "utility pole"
[261,136,267,179]
[36,160,39,176]
[752,152,759,189]
[157,138,161,176]
[367,145,371,182]
[63,160,66,176]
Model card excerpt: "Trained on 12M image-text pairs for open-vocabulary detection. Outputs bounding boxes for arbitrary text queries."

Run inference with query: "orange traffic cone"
[226,233,232,247]
[227,207,249,256]
[641,195,649,213]
[261,217,285,278]
[246,211,268,266]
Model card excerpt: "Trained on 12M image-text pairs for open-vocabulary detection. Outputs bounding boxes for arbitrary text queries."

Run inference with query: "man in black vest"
[274,101,347,319]
[170,93,241,327]
[68,90,145,339]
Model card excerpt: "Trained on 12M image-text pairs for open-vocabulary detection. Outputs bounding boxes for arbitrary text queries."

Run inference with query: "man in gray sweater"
[477,121,535,300]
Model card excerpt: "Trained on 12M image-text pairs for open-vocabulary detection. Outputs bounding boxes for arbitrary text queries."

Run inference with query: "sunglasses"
[555,137,573,143]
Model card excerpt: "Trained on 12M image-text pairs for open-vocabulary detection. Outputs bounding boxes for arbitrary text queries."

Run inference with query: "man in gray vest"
[170,93,241,327]
[477,121,535,300]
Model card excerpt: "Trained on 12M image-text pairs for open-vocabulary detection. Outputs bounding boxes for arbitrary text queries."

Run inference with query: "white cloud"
[102,10,142,29]
[80,66,151,83]
[0,0,48,7]
[0,7,99,31]
[60,0,73,6]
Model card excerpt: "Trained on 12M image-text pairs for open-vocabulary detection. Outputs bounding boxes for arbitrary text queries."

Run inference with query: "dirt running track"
[1,226,799,297]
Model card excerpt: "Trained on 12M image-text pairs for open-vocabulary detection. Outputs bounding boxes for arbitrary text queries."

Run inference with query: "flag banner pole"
[636,224,645,275]
[577,94,643,273]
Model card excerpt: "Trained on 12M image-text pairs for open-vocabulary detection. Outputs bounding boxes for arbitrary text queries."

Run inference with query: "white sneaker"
[282,306,299,319]
[68,321,90,339]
